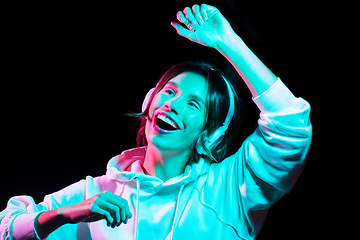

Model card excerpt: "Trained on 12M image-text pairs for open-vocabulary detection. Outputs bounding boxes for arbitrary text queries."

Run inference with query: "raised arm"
[172,6,313,237]
[171,3,278,97]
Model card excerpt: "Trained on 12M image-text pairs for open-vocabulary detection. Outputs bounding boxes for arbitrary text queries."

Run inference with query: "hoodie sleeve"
[206,79,312,236]
[237,79,312,228]
[0,176,95,240]
[245,79,312,193]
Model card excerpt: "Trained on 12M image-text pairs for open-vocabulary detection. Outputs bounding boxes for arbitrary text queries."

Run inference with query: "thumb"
[170,21,196,42]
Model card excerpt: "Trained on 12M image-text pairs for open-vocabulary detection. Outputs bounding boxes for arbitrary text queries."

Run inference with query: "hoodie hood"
[105,147,210,240]
[106,147,210,188]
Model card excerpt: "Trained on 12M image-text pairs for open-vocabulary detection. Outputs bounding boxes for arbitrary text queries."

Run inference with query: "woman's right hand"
[58,190,132,228]
[35,191,132,238]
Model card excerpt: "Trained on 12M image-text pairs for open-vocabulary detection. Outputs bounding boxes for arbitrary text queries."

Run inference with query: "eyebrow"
[166,81,205,107]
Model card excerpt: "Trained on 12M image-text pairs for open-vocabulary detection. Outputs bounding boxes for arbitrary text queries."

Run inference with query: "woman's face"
[145,72,208,154]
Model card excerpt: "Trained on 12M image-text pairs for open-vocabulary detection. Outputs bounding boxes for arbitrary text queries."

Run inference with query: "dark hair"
[132,61,242,165]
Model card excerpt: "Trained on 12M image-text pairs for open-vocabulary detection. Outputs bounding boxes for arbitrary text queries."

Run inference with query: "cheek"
[147,95,161,120]
[144,119,152,142]
[186,114,206,134]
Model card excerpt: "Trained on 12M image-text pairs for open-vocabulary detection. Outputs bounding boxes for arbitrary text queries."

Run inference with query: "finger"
[192,4,204,25]
[91,204,113,227]
[200,3,216,11]
[118,203,127,226]
[106,192,132,220]
[124,200,132,220]
[176,11,192,30]
[118,206,132,226]
[183,7,198,29]
[200,4,208,21]
[170,21,196,42]
[101,191,121,227]
[98,198,121,228]
[200,3,219,19]
[104,191,132,226]
[119,200,131,222]
[118,199,131,224]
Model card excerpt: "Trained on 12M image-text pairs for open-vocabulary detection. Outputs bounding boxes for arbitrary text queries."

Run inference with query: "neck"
[143,145,190,182]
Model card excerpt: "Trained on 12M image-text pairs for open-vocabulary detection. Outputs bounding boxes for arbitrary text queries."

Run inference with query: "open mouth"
[155,113,180,131]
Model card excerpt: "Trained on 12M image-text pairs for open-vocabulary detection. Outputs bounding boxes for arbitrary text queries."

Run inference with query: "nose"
[164,97,179,115]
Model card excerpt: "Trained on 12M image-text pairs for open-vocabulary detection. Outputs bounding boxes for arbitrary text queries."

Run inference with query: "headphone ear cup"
[142,88,156,112]
[207,129,225,151]
[196,129,225,155]
[196,136,206,155]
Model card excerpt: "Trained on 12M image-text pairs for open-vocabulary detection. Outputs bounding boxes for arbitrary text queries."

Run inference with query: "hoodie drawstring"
[133,178,141,240]
[131,170,199,240]
[169,184,185,240]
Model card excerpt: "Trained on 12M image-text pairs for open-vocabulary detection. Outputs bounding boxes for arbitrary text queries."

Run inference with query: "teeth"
[157,114,178,129]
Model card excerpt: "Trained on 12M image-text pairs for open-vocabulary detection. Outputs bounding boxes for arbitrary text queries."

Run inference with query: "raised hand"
[171,4,236,49]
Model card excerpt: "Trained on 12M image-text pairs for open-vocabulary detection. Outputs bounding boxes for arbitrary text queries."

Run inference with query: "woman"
[0,4,312,240]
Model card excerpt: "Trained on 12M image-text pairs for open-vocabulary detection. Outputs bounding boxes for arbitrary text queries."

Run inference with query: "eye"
[188,101,200,110]
[165,89,176,96]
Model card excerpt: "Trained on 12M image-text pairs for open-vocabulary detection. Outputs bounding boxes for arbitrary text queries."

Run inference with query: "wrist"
[216,32,244,53]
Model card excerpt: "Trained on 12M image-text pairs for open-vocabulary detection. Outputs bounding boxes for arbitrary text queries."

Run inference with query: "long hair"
[131,61,242,165]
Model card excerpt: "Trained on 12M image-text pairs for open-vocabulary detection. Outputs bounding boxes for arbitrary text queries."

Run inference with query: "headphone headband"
[220,79,235,130]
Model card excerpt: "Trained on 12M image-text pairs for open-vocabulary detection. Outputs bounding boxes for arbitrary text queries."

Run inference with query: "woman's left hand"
[171,4,236,49]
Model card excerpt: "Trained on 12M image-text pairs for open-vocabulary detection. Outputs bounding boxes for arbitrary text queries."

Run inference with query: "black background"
[2,0,339,239]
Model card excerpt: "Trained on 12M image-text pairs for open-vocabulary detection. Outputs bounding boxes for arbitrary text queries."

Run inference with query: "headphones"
[142,76,235,157]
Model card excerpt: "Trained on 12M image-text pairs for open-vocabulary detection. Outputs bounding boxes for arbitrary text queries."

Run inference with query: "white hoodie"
[0,79,312,240]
